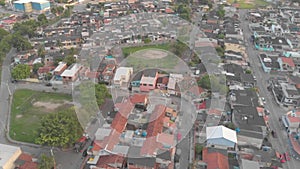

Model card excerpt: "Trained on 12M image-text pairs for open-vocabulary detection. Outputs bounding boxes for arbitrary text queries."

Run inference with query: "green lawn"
[122,43,171,57]
[10,89,73,143]
[126,49,179,70]
[227,0,269,9]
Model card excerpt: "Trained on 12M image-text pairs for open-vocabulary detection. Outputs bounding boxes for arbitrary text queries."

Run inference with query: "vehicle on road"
[74,136,89,153]
[279,154,286,163]
[261,97,266,104]
[45,83,52,87]
[284,152,291,161]
[271,130,277,138]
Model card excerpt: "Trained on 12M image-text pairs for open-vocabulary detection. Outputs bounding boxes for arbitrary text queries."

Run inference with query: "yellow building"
[0,144,22,169]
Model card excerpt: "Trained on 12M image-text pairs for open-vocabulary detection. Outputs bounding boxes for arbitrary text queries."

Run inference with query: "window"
[149,84,153,86]
[143,84,147,86]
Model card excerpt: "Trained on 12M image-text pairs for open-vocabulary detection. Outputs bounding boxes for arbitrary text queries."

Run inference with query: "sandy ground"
[135,50,168,59]
[33,101,70,111]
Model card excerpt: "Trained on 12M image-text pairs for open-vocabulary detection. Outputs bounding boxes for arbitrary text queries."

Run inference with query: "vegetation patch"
[10,89,74,143]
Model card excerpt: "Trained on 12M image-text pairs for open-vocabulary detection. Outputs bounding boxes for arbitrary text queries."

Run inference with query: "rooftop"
[202,147,229,169]
[61,63,82,77]
[206,125,237,144]
[0,144,21,167]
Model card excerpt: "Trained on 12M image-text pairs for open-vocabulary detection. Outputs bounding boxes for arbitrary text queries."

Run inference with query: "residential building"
[202,147,229,169]
[61,63,83,83]
[167,74,183,96]
[206,125,237,149]
[280,83,300,105]
[140,70,159,92]
[114,67,133,88]
[0,144,22,169]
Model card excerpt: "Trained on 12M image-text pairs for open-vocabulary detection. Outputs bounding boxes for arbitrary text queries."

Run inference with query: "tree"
[35,108,83,148]
[51,7,57,15]
[10,33,32,51]
[245,69,252,74]
[195,143,203,155]
[197,74,211,89]
[38,154,54,169]
[217,33,225,39]
[11,64,31,80]
[37,14,48,25]
[197,74,228,94]
[217,6,225,19]
[144,38,151,44]
[33,63,44,74]
[63,55,76,66]
[0,28,9,41]
[215,46,225,57]
[38,45,46,58]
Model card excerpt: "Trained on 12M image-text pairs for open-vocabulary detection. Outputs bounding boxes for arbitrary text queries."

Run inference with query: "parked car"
[284,152,291,161]
[45,83,52,87]
[264,109,270,115]
[271,130,277,138]
[261,97,266,104]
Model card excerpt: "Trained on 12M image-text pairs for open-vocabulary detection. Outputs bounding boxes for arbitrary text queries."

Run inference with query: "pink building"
[139,71,158,92]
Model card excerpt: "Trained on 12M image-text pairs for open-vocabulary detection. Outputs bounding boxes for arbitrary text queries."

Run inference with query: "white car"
[261,97,266,104]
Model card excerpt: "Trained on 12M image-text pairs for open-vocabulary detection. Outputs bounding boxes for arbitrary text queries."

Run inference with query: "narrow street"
[239,9,300,169]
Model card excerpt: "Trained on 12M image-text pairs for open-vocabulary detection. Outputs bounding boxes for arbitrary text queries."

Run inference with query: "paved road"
[239,9,300,169]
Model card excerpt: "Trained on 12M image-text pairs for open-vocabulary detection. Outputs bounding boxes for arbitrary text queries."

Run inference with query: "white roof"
[54,62,67,72]
[114,67,133,81]
[61,63,82,77]
[206,125,237,143]
[95,128,111,141]
[0,144,21,167]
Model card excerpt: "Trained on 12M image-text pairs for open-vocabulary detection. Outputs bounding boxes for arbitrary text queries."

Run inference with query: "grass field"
[122,43,171,57]
[125,49,179,70]
[227,0,269,9]
[10,89,73,143]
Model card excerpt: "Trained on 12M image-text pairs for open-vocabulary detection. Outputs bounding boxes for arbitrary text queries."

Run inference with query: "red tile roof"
[18,153,33,162]
[207,109,222,116]
[157,133,174,146]
[130,94,147,104]
[111,113,128,133]
[140,137,162,156]
[37,66,52,74]
[165,8,174,14]
[281,57,295,68]
[147,105,166,138]
[17,153,38,169]
[189,86,205,96]
[19,162,38,169]
[86,71,99,78]
[114,101,134,118]
[202,148,229,169]
[92,140,103,151]
[287,116,300,123]
[96,154,125,168]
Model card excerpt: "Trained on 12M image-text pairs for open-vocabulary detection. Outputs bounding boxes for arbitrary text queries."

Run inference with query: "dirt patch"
[33,101,72,111]
[136,50,168,59]
[16,115,23,118]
